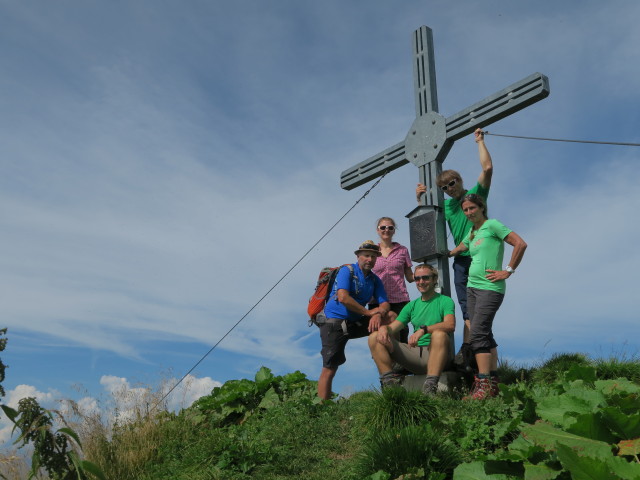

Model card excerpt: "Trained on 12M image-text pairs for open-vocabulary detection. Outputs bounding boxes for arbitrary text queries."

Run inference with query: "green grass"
[3,353,639,480]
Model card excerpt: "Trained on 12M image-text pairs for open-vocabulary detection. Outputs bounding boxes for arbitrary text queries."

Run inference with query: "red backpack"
[307,264,355,326]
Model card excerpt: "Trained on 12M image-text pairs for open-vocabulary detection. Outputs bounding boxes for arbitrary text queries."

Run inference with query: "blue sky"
[1,0,639,440]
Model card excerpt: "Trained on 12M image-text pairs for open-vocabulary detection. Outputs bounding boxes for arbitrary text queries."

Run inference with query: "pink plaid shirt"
[372,242,412,303]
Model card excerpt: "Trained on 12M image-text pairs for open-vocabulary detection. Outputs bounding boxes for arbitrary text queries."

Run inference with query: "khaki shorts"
[387,336,431,375]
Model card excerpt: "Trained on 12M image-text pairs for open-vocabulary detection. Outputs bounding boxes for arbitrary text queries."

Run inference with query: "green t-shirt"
[396,293,455,346]
[462,218,512,294]
[445,182,490,257]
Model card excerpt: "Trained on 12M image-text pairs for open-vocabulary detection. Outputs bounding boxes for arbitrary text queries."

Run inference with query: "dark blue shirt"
[323,263,388,322]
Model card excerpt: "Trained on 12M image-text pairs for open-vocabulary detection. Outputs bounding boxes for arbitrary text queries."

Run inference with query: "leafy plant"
[0,328,105,480]
[192,367,318,426]
[454,365,640,479]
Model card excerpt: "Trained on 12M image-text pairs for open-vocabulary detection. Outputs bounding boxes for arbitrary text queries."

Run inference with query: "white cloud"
[0,372,222,449]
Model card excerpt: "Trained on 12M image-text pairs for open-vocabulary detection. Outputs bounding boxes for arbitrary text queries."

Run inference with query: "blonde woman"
[370,217,414,343]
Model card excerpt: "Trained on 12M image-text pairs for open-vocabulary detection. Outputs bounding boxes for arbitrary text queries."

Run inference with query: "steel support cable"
[154,170,389,409]
[484,131,640,147]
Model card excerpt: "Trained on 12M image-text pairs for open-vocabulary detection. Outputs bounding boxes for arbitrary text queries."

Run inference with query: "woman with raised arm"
[448,194,527,399]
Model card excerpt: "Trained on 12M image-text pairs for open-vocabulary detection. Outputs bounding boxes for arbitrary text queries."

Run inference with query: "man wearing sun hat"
[317,240,390,400]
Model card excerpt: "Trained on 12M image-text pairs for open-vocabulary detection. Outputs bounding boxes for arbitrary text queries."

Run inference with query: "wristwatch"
[505,266,515,274]
[419,325,428,334]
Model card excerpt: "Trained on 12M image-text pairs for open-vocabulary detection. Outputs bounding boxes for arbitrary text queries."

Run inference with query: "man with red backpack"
[317,240,390,400]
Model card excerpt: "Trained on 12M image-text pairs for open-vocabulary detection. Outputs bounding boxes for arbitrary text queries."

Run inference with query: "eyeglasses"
[378,225,395,231]
[440,179,457,191]
[415,275,435,282]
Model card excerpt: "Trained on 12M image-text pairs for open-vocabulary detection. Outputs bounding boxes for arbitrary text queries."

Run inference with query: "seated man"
[318,240,390,400]
[368,263,455,395]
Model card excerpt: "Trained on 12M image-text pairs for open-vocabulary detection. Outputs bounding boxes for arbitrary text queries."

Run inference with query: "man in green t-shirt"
[368,264,455,395]
[415,128,492,367]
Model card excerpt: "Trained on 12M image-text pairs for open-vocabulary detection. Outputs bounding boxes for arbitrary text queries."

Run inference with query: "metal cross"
[340,26,549,297]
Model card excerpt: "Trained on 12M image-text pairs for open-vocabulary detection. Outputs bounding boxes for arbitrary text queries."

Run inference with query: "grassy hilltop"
[2,353,640,479]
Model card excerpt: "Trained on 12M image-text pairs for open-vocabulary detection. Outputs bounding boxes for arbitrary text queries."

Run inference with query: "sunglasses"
[378,225,395,231]
[415,274,435,282]
[440,179,457,191]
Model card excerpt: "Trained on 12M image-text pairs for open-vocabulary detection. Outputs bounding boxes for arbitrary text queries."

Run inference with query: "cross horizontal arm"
[340,141,407,190]
[445,72,549,142]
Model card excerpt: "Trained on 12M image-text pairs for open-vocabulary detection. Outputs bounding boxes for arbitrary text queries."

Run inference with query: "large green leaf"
[257,386,281,410]
[522,462,563,480]
[600,407,640,439]
[453,461,511,479]
[255,366,274,387]
[594,379,640,396]
[506,436,549,463]
[565,413,618,443]
[555,443,617,480]
[521,422,613,459]
[556,443,640,480]
[535,389,605,429]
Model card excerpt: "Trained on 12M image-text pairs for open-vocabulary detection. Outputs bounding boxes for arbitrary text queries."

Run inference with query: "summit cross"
[340,26,549,297]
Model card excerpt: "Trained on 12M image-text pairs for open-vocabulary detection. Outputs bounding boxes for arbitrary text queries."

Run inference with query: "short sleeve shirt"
[462,218,512,294]
[323,263,388,322]
[372,243,413,303]
[445,182,490,256]
[396,293,455,346]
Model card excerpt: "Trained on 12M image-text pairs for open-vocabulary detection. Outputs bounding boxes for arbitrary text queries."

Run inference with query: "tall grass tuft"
[357,387,439,431]
[354,425,460,479]
[497,357,533,385]
[593,354,640,383]
[66,377,184,480]
[531,352,591,384]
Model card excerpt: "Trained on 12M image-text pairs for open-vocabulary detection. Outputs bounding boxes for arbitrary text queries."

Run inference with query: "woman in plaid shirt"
[370,217,415,343]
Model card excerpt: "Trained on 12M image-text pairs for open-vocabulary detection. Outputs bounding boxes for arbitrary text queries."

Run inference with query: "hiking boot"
[464,375,494,400]
[421,379,438,396]
[490,375,501,397]
[379,372,404,389]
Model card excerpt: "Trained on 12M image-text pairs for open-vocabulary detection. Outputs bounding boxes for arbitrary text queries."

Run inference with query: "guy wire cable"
[484,131,640,147]
[154,170,390,410]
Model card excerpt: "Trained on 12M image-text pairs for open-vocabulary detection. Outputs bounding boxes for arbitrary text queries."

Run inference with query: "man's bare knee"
[431,330,448,344]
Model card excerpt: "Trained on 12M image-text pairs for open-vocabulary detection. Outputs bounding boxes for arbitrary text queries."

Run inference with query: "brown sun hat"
[354,240,382,256]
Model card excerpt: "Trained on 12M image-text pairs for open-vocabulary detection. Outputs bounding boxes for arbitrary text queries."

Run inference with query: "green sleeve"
[488,219,512,240]
[396,301,412,326]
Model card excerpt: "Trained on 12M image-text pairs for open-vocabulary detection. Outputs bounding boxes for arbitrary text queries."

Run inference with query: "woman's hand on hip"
[486,269,511,282]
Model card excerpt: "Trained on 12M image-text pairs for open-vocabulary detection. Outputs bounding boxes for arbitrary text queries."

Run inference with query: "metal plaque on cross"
[340,26,549,297]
